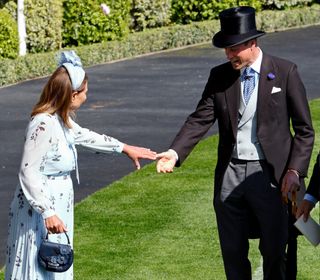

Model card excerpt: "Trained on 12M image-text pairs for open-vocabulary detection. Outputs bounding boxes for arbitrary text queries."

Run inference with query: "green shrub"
[131,0,172,31]
[24,0,62,53]
[0,0,10,7]
[62,0,131,47]
[0,51,57,86]
[1,1,16,20]
[256,4,320,30]
[171,0,262,24]
[0,8,18,59]
[0,5,319,87]
[3,0,63,54]
[261,0,314,9]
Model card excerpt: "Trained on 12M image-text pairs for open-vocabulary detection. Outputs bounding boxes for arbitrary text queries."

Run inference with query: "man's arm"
[156,69,216,173]
[280,63,314,200]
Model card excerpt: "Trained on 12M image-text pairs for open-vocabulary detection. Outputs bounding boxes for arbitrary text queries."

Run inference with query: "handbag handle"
[45,232,71,245]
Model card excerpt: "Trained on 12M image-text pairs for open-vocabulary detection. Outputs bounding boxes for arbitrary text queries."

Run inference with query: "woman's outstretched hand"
[122,144,157,170]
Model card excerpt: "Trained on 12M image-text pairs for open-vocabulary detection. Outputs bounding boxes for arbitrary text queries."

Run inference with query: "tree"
[17,0,26,56]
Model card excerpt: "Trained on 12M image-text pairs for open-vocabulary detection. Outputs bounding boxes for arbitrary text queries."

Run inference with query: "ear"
[71,91,78,101]
[251,39,257,47]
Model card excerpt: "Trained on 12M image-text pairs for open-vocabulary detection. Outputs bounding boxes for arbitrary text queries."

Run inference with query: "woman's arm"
[70,119,156,168]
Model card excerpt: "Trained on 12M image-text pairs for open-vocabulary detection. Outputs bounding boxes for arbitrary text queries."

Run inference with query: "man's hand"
[156,150,177,173]
[281,169,300,203]
[45,215,68,234]
[296,199,315,222]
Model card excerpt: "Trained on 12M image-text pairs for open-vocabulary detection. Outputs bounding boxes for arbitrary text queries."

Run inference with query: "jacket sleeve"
[286,63,314,177]
[170,69,216,166]
[306,153,320,200]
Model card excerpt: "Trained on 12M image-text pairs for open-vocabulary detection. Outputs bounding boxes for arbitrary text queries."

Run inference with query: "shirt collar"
[241,48,263,75]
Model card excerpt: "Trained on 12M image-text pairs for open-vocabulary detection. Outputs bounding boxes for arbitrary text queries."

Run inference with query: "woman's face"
[70,82,88,111]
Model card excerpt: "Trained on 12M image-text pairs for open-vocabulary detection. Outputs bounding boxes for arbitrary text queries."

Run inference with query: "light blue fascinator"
[58,50,85,91]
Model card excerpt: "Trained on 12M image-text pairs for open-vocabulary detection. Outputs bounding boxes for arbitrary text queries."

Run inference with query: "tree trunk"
[17,0,27,56]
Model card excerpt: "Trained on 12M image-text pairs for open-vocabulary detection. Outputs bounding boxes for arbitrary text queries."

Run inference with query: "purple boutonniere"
[267,72,275,80]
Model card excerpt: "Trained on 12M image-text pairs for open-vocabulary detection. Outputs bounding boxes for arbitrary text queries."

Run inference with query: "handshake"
[156,149,178,173]
[124,144,178,173]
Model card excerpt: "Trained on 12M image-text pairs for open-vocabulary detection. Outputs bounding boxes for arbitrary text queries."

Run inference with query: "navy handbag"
[38,232,73,273]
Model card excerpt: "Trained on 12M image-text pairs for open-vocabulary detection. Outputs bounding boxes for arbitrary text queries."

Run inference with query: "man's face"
[224,41,255,70]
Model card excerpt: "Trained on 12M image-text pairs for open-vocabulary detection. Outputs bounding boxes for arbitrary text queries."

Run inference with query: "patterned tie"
[243,67,256,105]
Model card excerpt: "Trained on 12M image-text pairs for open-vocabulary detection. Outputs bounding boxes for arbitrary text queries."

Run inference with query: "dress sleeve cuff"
[304,194,318,205]
[117,142,124,153]
[41,209,56,219]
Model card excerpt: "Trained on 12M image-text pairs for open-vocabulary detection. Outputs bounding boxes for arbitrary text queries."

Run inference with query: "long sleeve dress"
[5,113,124,280]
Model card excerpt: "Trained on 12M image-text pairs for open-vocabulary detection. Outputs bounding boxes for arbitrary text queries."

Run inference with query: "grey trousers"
[214,159,288,280]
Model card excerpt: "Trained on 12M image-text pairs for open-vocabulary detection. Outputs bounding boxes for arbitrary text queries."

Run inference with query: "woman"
[5,51,156,280]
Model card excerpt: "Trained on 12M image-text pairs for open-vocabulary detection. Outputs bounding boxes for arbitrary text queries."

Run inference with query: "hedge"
[62,0,131,47]
[0,5,319,87]
[261,0,314,9]
[131,0,172,31]
[24,0,63,53]
[0,8,18,59]
[2,0,63,54]
[171,0,262,24]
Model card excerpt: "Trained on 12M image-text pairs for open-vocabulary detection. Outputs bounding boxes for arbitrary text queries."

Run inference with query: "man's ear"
[251,39,257,47]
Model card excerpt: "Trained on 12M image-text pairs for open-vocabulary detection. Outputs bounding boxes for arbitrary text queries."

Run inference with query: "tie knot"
[244,67,254,79]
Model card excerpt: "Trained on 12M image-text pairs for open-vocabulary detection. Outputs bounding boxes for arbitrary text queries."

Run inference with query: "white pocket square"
[271,86,281,94]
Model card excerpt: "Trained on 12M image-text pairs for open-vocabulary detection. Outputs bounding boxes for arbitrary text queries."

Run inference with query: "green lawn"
[1,100,320,279]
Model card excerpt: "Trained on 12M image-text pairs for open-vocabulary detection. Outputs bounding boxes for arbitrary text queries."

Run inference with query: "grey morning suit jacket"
[170,53,314,197]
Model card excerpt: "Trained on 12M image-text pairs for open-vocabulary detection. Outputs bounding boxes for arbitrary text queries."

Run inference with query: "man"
[156,6,314,280]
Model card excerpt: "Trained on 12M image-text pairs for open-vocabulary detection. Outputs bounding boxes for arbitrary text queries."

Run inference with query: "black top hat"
[212,6,265,48]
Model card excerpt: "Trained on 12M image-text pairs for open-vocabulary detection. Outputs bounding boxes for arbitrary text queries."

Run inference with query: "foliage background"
[131,0,172,31]
[62,0,131,47]
[0,8,18,59]
[2,0,62,53]
[0,4,319,87]
[261,0,314,9]
[0,0,319,58]
[24,0,62,53]
[171,0,262,24]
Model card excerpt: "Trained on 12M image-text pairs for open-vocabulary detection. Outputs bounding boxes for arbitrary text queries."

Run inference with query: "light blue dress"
[5,113,124,280]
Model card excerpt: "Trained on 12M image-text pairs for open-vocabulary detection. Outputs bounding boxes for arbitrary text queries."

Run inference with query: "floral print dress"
[5,113,124,280]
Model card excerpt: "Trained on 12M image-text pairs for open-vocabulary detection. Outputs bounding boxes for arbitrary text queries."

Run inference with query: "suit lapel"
[225,69,241,140]
[257,54,276,125]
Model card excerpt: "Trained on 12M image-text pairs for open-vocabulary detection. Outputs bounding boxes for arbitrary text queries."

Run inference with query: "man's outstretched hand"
[156,150,177,173]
